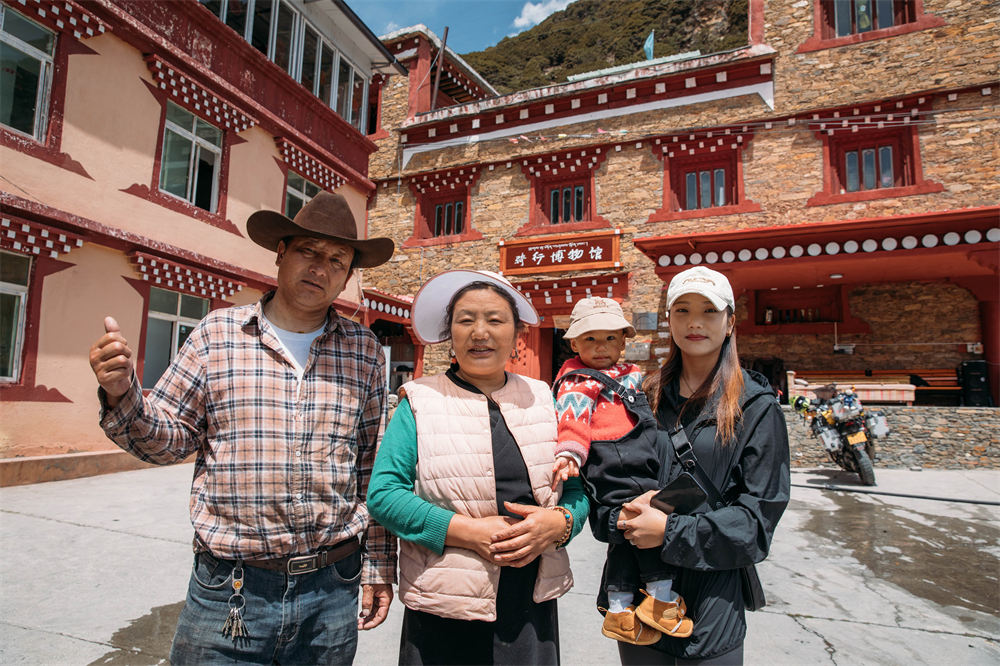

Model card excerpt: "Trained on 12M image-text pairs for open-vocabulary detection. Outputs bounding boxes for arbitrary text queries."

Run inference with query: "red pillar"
[979,299,999,406]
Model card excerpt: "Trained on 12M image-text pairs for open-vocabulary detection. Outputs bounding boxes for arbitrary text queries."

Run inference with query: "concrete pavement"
[1,465,997,665]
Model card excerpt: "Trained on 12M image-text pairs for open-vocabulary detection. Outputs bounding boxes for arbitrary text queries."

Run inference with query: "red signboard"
[499,229,621,275]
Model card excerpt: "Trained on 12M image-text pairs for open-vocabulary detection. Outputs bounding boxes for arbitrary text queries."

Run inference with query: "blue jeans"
[170,549,362,665]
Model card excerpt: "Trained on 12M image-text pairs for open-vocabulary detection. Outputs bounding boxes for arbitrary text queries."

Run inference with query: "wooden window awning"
[144,55,257,133]
[363,288,412,323]
[513,271,629,317]
[128,251,245,300]
[13,0,107,39]
[277,138,347,191]
[1,216,83,259]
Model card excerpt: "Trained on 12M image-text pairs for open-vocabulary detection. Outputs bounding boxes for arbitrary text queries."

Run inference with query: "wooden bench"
[787,370,915,405]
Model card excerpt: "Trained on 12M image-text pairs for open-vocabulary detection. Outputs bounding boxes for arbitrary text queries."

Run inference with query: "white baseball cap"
[410,270,539,344]
[564,297,636,339]
[666,266,735,311]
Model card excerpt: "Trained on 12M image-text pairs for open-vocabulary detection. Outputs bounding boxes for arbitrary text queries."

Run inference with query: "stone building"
[366,1,999,408]
[0,0,405,483]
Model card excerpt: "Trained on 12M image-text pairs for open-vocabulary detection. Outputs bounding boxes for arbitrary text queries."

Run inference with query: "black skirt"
[398,560,559,666]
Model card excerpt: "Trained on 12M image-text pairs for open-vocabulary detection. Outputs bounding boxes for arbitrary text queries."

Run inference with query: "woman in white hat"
[608,266,791,665]
[368,270,588,665]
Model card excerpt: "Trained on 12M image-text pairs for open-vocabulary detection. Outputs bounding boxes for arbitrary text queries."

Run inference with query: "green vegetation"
[461,0,748,94]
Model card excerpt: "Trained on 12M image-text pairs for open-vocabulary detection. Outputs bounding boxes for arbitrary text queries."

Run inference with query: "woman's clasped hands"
[617,489,670,549]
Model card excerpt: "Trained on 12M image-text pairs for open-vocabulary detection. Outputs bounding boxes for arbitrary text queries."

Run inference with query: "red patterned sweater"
[554,356,645,466]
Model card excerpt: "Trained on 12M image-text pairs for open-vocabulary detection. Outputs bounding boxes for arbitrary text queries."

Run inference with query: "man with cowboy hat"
[89,192,396,664]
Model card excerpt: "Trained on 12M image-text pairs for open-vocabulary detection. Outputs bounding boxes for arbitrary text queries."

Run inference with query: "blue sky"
[351,0,578,54]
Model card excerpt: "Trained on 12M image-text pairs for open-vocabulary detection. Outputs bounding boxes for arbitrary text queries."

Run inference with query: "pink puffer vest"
[397,372,574,621]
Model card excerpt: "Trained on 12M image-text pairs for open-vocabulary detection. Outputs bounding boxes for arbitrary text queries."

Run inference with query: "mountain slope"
[461,0,749,94]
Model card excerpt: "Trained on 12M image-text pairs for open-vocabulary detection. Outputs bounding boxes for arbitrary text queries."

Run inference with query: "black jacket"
[591,369,791,659]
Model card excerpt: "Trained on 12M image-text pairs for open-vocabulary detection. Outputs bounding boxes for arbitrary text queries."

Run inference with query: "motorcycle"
[791,385,889,486]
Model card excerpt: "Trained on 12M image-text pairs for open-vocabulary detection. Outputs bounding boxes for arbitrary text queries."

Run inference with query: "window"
[0,250,30,381]
[648,136,759,223]
[159,102,223,213]
[432,199,465,237]
[285,172,321,218]
[547,184,587,224]
[799,0,943,52]
[808,119,942,205]
[683,167,730,210]
[0,6,55,140]
[199,0,368,131]
[143,287,209,388]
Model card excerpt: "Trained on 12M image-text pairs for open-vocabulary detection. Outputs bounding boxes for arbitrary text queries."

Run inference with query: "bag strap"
[552,368,640,407]
[668,426,727,510]
[668,391,772,511]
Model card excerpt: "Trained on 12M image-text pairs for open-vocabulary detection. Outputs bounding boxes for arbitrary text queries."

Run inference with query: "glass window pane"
[685,172,697,210]
[142,317,173,389]
[699,171,711,209]
[862,148,876,189]
[336,59,353,120]
[304,181,321,197]
[199,0,224,19]
[0,251,30,285]
[550,189,560,223]
[192,147,217,211]
[351,73,365,131]
[273,0,295,73]
[160,128,193,199]
[301,25,319,91]
[876,0,895,29]
[180,294,209,319]
[285,190,304,218]
[562,187,572,222]
[287,172,304,191]
[177,322,197,352]
[195,118,222,147]
[845,150,859,192]
[834,0,853,37]
[318,43,334,105]
[444,203,453,235]
[166,103,193,130]
[714,168,726,206]
[225,0,249,37]
[454,201,464,234]
[150,287,178,315]
[0,292,23,379]
[855,0,874,32]
[0,42,43,135]
[879,146,894,188]
[434,204,443,236]
[3,9,55,55]
[574,185,584,221]
[250,0,272,55]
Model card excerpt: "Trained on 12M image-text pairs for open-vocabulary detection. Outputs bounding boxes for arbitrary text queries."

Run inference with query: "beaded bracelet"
[553,505,573,549]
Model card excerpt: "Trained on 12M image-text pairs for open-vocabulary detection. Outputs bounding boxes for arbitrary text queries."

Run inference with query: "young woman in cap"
[605,266,791,665]
[367,270,589,665]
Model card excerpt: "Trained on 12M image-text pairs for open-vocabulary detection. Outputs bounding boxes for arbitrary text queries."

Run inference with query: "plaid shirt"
[100,293,396,585]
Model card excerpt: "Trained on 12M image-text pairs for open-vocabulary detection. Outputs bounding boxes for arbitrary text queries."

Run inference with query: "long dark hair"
[643,309,745,445]
[440,281,524,341]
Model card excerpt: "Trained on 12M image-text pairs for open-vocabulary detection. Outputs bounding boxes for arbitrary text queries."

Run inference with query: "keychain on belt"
[221,562,250,639]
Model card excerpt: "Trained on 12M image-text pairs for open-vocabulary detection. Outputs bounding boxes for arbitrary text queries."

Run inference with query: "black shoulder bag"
[667,424,767,612]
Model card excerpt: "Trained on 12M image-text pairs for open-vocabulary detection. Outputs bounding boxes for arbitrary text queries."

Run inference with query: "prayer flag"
[643,30,654,60]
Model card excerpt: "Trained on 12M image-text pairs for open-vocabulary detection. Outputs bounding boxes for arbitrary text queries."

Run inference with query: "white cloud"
[384,20,400,33]
[512,0,576,30]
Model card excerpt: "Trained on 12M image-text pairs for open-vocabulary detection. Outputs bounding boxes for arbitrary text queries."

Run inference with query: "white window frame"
[0,250,30,383]
[202,0,368,131]
[0,6,55,141]
[158,102,223,213]
[285,172,322,216]
[143,287,209,389]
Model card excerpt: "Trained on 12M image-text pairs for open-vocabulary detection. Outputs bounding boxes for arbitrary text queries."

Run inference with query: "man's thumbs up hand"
[89,316,134,407]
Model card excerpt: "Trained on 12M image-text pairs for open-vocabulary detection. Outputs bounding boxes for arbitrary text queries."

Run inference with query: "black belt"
[242,537,360,575]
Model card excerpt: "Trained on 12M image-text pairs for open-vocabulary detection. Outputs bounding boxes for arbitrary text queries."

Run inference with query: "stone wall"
[784,405,1000,469]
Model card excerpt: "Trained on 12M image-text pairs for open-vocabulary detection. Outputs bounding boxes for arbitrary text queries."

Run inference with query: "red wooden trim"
[124,276,151,385]
[797,1,944,53]
[807,181,944,206]
[512,217,612,238]
[121,184,243,236]
[749,0,765,44]
[0,254,72,402]
[3,193,277,292]
[648,202,761,223]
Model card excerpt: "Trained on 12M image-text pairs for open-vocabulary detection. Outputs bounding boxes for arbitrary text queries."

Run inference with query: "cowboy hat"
[247,191,394,268]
